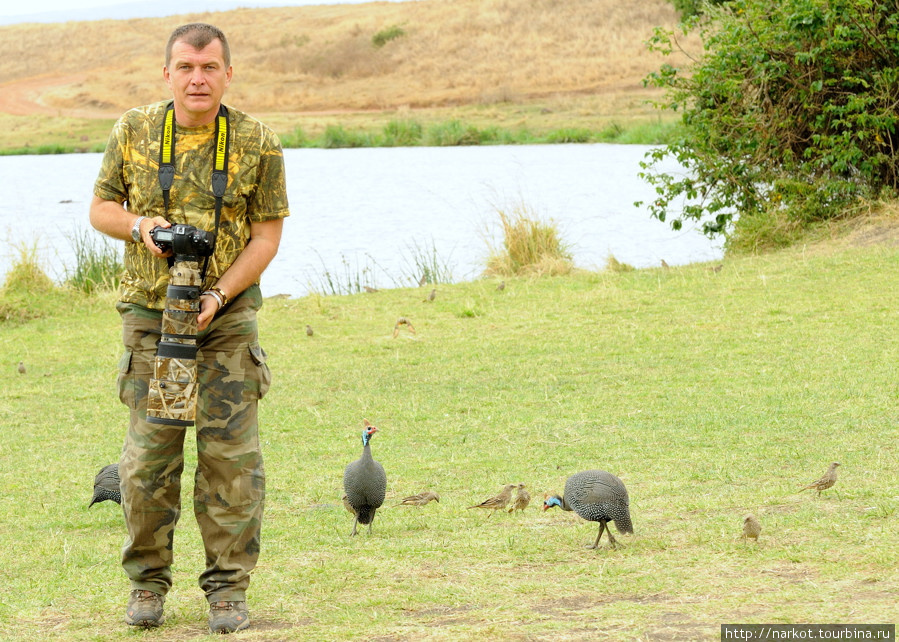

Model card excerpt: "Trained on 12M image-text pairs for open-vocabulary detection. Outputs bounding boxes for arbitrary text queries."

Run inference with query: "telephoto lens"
[146,258,202,426]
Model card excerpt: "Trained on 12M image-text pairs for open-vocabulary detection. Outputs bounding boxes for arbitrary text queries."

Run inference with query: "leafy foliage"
[669,0,732,19]
[639,0,899,239]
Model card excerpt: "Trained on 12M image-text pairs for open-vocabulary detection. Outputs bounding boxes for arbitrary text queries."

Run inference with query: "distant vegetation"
[0,0,687,153]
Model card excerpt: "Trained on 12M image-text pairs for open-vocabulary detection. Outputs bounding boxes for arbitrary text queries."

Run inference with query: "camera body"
[149,224,215,259]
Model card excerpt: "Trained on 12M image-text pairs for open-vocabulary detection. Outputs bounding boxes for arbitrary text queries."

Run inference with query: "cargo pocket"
[248,341,272,400]
[116,348,135,408]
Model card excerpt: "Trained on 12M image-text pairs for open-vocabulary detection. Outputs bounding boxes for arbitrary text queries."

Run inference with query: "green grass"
[2,238,898,640]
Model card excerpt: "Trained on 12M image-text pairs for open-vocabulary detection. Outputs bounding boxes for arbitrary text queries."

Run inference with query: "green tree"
[639,0,899,239]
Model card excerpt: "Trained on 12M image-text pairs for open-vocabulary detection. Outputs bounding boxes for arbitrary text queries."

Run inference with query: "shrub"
[425,121,484,146]
[382,119,423,147]
[320,125,370,149]
[546,128,593,144]
[639,0,899,241]
[372,24,406,48]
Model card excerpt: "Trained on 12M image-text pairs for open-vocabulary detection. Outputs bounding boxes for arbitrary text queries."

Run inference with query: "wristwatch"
[131,216,147,243]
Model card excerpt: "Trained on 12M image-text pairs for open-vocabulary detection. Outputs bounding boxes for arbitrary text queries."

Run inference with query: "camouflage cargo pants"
[116,285,270,602]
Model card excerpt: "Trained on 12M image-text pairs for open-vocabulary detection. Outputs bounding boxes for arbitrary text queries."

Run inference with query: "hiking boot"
[124,589,165,628]
[208,600,250,634]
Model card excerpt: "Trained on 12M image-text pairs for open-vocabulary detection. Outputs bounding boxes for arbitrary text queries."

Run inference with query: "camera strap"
[158,101,229,279]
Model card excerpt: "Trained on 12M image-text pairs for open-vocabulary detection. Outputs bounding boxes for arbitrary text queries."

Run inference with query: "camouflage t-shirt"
[94,100,290,310]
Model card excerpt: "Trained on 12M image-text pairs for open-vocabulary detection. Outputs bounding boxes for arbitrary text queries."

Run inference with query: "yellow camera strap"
[157,101,229,278]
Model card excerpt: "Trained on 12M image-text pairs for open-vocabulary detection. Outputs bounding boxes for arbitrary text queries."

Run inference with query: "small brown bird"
[661,259,670,270]
[467,484,516,516]
[17,361,26,374]
[800,462,840,497]
[496,280,506,291]
[397,491,440,506]
[709,264,723,273]
[742,514,762,541]
[392,317,416,338]
[508,483,531,513]
[424,288,436,302]
[364,286,379,293]
[305,324,314,337]
[418,274,428,287]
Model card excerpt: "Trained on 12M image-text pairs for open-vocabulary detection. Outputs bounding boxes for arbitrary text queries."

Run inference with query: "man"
[90,23,289,634]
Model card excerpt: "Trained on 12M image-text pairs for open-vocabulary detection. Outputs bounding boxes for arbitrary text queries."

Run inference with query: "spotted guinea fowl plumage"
[89,463,122,508]
[342,421,387,536]
[543,470,633,549]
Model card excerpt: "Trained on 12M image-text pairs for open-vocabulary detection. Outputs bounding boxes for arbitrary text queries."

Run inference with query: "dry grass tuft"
[485,203,573,277]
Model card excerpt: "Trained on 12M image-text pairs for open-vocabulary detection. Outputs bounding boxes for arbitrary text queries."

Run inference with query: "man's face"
[163,38,232,126]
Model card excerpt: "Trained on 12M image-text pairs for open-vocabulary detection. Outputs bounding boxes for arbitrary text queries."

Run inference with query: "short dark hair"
[166,23,231,67]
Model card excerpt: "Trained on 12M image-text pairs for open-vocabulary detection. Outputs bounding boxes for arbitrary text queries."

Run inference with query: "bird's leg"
[588,521,607,549]
[350,519,359,537]
[605,529,620,550]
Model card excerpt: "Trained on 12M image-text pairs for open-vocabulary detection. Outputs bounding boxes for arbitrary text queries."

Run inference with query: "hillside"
[0,0,693,150]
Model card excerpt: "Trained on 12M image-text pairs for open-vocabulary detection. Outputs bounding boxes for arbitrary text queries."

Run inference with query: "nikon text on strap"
[157,101,229,278]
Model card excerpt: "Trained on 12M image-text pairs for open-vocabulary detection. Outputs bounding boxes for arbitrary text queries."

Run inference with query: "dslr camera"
[149,223,215,259]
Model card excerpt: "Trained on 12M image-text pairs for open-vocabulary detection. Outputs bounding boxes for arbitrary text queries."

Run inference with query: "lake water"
[0,144,722,298]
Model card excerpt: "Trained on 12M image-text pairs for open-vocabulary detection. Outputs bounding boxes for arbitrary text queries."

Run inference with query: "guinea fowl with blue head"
[543,470,633,549]
[343,420,387,536]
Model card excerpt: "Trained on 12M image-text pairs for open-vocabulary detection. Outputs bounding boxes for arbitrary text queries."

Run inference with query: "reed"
[64,228,123,294]
[398,238,456,287]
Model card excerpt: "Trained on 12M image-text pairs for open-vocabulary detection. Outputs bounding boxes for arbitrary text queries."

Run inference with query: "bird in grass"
[661,259,670,270]
[496,280,506,291]
[89,463,121,507]
[799,462,840,497]
[305,324,314,337]
[742,514,762,541]
[392,317,416,338]
[364,286,379,293]
[343,420,387,536]
[543,470,633,550]
[467,484,516,516]
[396,491,441,506]
[418,274,428,287]
[17,361,26,374]
[423,288,436,302]
[508,483,531,513]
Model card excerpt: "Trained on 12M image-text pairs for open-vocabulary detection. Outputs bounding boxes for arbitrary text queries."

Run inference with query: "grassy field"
[2,222,898,639]
[0,0,688,153]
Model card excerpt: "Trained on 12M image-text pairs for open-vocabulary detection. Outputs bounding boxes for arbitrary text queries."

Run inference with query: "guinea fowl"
[89,463,122,507]
[543,470,633,549]
[342,420,387,536]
